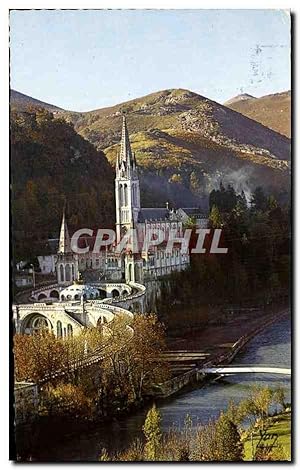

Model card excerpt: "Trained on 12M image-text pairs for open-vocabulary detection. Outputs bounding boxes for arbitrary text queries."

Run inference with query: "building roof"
[179,207,208,218]
[137,208,170,223]
[60,283,99,297]
[58,210,71,254]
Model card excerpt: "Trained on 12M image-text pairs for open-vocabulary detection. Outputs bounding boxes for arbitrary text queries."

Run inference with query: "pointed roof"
[58,209,71,254]
[116,114,139,179]
[120,114,132,166]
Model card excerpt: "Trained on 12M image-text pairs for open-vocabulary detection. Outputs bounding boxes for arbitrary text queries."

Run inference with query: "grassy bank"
[243,411,291,461]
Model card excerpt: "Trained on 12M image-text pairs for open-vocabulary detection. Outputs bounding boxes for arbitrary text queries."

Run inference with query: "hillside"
[223,93,256,106]
[10,89,64,113]
[225,91,291,137]
[60,88,290,207]
[11,108,115,258]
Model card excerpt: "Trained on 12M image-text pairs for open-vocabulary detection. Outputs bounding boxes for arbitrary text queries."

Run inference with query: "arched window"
[60,264,64,282]
[71,265,75,280]
[65,264,71,282]
[67,324,73,337]
[128,264,133,282]
[57,320,62,338]
[61,294,65,301]
[124,184,128,206]
[31,315,50,334]
[120,184,123,205]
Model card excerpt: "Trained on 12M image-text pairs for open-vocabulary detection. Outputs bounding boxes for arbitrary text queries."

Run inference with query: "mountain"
[60,88,290,207]
[223,93,256,106]
[225,91,291,137]
[11,108,115,259]
[10,89,64,113]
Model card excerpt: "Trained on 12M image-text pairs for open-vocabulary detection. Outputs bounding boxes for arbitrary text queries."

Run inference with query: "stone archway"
[38,293,47,301]
[50,290,59,299]
[23,313,53,335]
[111,289,120,298]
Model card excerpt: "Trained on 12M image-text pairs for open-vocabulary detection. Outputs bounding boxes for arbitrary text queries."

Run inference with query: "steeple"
[117,114,136,178]
[58,208,71,254]
[115,115,141,242]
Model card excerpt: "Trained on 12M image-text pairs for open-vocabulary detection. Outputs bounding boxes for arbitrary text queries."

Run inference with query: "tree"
[213,413,243,461]
[117,439,144,461]
[99,313,169,407]
[143,404,162,461]
[241,387,274,431]
[14,327,106,384]
[41,382,93,418]
[209,204,222,228]
[169,173,182,184]
[251,187,268,212]
[14,332,68,383]
[128,313,169,400]
[190,171,200,194]
[251,387,273,429]
[273,386,286,411]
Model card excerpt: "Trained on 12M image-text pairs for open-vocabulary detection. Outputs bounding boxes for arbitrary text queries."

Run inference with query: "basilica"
[13,116,207,339]
[54,115,206,287]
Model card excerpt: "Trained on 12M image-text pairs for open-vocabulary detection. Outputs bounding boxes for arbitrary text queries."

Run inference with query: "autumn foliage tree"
[14,332,68,383]
[98,313,170,410]
[11,108,115,259]
[143,404,162,461]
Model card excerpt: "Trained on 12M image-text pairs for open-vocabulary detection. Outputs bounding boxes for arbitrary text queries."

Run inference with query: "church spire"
[117,114,135,177]
[58,208,71,254]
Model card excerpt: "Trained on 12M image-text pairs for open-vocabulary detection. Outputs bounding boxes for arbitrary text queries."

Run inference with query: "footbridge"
[201,366,291,376]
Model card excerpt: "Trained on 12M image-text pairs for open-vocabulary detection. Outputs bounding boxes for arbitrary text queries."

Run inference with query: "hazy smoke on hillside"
[206,167,254,203]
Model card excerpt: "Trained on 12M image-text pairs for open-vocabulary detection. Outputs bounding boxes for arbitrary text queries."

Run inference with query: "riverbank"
[16,313,290,461]
[156,304,290,397]
[243,410,291,461]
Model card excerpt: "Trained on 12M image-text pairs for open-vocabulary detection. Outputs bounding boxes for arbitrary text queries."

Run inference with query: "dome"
[60,283,99,301]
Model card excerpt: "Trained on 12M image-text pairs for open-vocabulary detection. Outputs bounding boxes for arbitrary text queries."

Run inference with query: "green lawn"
[243,411,291,461]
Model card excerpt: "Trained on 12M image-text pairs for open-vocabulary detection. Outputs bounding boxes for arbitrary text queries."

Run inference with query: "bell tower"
[56,208,78,285]
[115,114,140,242]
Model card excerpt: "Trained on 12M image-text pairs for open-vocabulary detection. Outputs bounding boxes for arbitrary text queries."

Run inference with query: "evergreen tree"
[214,413,243,461]
[251,187,268,212]
[209,204,222,228]
[143,404,162,461]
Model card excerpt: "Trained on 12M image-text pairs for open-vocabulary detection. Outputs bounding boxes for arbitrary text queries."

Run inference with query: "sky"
[9,9,291,111]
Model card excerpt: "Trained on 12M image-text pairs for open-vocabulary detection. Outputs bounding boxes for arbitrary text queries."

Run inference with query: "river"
[37,315,291,461]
